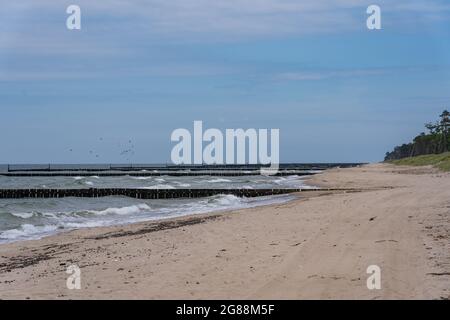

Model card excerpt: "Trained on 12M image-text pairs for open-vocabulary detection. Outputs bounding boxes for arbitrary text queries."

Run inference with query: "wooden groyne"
[0,188,326,199]
[3,163,365,173]
[0,163,367,177]
[0,170,318,177]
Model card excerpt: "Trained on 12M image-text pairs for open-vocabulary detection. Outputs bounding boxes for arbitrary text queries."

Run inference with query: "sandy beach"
[0,163,449,299]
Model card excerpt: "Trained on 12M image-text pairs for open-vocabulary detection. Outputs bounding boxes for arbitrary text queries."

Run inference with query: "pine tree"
[439,110,449,152]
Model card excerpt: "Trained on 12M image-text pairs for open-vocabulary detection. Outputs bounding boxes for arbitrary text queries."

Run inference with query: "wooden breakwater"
[3,163,365,173]
[0,188,324,199]
[0,170,318,177]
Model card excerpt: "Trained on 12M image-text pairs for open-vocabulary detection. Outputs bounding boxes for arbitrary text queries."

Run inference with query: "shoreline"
[0,191,301,245]
[0,163,449,299]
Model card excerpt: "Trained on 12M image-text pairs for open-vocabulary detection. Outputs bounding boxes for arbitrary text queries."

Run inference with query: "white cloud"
[275,68,390,81]
[2,0,450,40]
[1,0,449,80]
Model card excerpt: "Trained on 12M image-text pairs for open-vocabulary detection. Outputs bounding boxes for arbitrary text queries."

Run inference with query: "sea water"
[0,174,315,243]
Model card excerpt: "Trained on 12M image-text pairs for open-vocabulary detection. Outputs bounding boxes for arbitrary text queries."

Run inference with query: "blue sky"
[1,0,450,163]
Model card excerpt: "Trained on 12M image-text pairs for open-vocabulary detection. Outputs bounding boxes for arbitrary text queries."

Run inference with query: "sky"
[1,0,450,164]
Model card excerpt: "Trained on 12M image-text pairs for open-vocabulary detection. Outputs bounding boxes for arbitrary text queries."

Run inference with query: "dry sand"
[0,163,449,299]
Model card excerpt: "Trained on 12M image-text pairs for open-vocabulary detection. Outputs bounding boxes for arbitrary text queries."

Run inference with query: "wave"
[10,212,35,219]
[0,224,58,241]
[207,178,231,183]
[0,193,296,243]
[210,194,243,206]
[88,203,151,216]
[174,182,191,187]
[131,176,153,180]
[143,184,175,189]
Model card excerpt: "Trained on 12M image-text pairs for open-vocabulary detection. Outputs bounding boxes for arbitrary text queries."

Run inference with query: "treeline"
[385,110,450,161]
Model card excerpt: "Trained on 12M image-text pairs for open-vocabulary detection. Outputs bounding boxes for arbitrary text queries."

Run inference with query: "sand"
[0,163,449,299]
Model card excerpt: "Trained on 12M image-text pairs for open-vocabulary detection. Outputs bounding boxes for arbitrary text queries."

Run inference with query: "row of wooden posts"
[0,188,316,199]
[0,171,317,177]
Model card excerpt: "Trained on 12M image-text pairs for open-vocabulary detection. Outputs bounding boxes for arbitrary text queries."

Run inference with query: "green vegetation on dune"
[385,110,450,161]
[389,152,450,171]
[385,110,450,171]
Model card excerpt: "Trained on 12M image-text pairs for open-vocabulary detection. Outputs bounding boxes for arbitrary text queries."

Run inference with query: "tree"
[439,110,450,152]
[385,109,450,160]
[425,122,438,134]
[440,110,449,131]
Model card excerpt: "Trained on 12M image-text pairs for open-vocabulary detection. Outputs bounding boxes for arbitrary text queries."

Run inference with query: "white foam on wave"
[0,224,58,241]
[207,178,231,183]
[89,203,151,216]
[10,212,35,219]
[174,182,191,187]
[131,176,153,180]
[274,175,308,188]
[167,193,296,220]
[212,194,243,206]
[63,221,107,228]
[144,184,175,189]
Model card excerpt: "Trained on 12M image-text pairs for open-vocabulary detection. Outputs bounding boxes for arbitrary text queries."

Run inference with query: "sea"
[0,165,324,243]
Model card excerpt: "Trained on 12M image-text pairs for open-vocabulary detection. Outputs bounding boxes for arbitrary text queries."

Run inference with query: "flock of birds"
[68,137,136,161]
